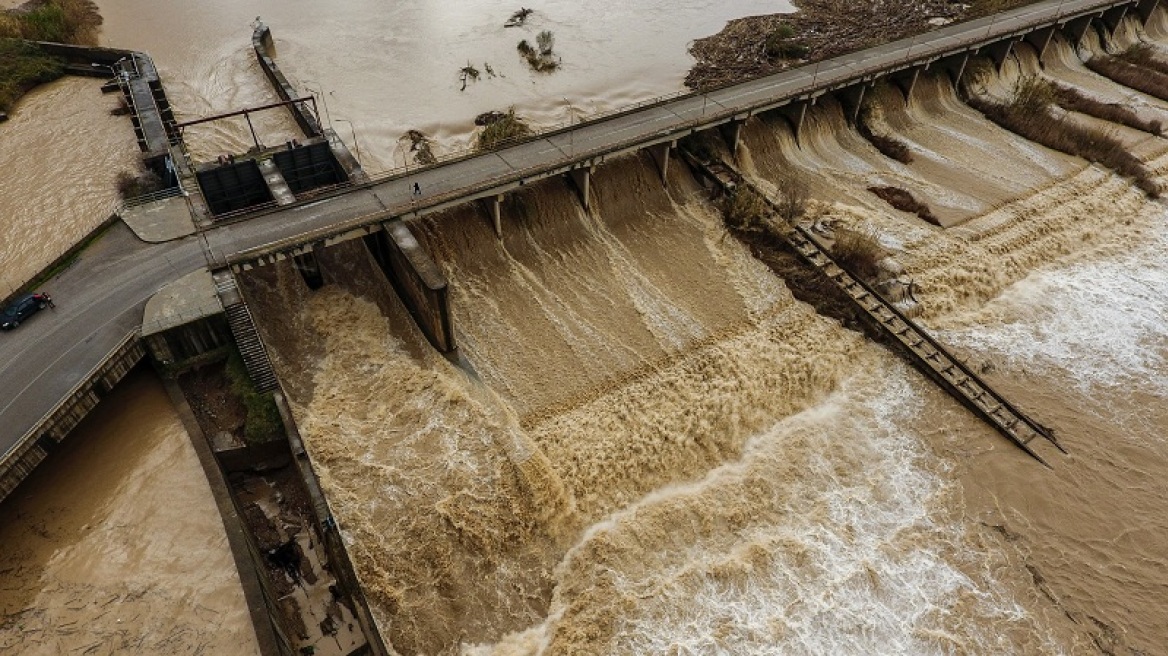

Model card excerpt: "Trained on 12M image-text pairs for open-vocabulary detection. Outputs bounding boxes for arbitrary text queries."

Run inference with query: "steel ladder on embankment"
[685,152,1065,466]
[213,271,280,393]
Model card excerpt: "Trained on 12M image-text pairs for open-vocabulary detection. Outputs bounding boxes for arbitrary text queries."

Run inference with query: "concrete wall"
[145,315,232,367]
[251,25,322,138]
[367,222,456,354]
[0,334,145,503]
[276,395,389,656]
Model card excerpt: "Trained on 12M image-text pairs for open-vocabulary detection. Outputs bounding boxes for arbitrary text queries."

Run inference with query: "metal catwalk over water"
[686,152,1065,465]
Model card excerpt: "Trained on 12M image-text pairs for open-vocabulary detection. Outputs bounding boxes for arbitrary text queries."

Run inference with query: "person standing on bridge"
[413,181,422,197]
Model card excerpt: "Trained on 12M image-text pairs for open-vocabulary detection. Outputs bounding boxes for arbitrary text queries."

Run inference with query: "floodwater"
[91,0,789,169]
[3,0,1167,653]
[239,13,1168,656]
[0,370,259,655]
[0,77,138,296]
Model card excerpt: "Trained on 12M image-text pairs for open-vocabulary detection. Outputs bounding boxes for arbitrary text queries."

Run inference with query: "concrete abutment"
[364,222,456,354]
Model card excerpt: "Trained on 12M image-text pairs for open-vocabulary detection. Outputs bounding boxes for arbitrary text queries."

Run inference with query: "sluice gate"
[685,153,1064,465]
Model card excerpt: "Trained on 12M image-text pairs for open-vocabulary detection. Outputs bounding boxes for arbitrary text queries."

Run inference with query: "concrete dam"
[3,0,1168,653]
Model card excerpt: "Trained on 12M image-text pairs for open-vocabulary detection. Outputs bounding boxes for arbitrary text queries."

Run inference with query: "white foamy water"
[477,364,1056,655]
[934,218,1168,399]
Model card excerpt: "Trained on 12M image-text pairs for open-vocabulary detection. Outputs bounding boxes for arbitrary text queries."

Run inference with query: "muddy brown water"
[3,2,1167,654]
[0,369,259,654]
[242,21,1168,656]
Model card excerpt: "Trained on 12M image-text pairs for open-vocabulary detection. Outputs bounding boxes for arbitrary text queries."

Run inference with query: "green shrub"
[765,24,809,60]
[226,349,283,444]
[0,39,65,111]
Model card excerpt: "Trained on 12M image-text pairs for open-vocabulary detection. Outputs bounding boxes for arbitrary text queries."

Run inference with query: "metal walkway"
[687,153,1065,465]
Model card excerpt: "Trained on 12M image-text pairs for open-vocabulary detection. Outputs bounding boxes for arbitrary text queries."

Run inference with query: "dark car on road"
[1,292,52,330]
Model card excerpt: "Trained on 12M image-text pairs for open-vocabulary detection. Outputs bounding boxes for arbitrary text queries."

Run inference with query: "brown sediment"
[686,0,1037,89]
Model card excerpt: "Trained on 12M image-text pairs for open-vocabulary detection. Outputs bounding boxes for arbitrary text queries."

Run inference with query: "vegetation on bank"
[965,75,1159,198]
[830,225,888,284]
[723,186,770,231]
[1045,77,1162,135]
[226,349,284,444]
[0,0,103,111]
[0,0,100,43]
[0,39,63,111]
[1086,51,1168,105]
[1117,43,1168,74]
[476,107,531,151]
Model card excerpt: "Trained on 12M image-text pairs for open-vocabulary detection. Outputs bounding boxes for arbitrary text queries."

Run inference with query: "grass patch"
[0,39,64,111]
[1085,55,1168,103]
[226,348,283,444]
[0,0,101,44]
[0,0,102,109]
[475,107,531,152]
[830,226,888,283]
[966,78,1159,197]
[857,104,913,164]
[868,186,939,225]
[1118,43,1168,74]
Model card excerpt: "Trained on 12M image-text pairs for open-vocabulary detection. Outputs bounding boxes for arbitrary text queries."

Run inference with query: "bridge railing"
[0,331,144,502]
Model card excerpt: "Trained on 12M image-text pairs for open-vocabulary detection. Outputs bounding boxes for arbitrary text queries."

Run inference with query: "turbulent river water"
[2,0,1167,654]
[0,371,258,654]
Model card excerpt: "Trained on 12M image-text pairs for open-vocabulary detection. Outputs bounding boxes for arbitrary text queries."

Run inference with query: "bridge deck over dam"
[0,0,1152,500]
[203,0,1151,269]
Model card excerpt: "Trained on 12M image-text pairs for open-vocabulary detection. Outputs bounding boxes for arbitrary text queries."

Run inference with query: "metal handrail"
[224,0,1133,262]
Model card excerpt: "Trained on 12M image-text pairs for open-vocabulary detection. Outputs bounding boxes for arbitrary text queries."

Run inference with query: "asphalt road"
[0,0,1133,461]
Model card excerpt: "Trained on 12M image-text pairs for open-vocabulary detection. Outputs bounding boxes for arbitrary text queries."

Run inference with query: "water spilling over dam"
[1,0,1166,653]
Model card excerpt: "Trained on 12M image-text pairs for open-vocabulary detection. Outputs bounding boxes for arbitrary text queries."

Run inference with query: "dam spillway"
[234,6,1168,649]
